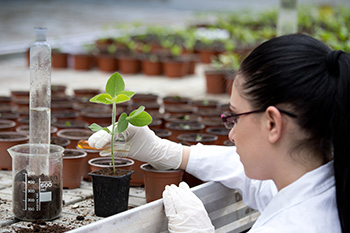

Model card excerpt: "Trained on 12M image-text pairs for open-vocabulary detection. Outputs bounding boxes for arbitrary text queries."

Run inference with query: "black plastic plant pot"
[89,168,134,217]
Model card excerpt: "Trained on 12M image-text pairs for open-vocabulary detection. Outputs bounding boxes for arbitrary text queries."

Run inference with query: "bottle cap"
[34,27,47,41]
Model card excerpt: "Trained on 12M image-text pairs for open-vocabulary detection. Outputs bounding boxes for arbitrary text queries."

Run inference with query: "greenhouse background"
[0,0,349,232]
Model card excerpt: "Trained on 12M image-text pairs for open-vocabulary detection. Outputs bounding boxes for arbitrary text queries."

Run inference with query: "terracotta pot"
[62,149,87,189]
[52,51,69,69]
[147,118,161,131]
[0,104,17,114]
[51,101,74,112]
[12,97,29,108]
[204,69,228,94]
[10,90,29,99]
[0,96,12,104]
[153,129,172,139]
[186,54,199,75]
[164,104,196,115]
[141,59,163,76]
[205,127,230,145]
[95,38,115,53]
[0,132,29,170]
[177,133,218,146]
[191,99,219,109]
[51,136,71,148]
[165,122,205,143]
[72,101,110,112]
[132,93,158,103]
[89,167,133,217]
[225,70,236,95]
[162,96,191,106]
[80,110,112,127]
[72,54,93,70]
[130,101,160,112]
[73,88,100,98]
[0,119,16,131]
[128,159,146,187]
[148,110,170,129]
[196,108,222,119]
[118,55,141,74]
[200,116,225,132]
[74,141,102,181]
[141,164,184,203]
[15,106,29,118]
[52,120,89,131]
[51,84,67,96]
[96,54,118,72]
[56,129,93,149]
[0,112,19,122]
[52,110,79,121]
[16,125,58,136]
[163,59,189,78]
[197,49,223,64]
[164,114,201,126]
[16,115,57,127]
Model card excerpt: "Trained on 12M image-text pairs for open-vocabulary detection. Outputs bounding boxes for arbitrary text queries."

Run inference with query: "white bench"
[68,181,259,233]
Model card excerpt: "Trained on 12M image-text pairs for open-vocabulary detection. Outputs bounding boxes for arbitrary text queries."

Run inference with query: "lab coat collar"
[253,161,335,227]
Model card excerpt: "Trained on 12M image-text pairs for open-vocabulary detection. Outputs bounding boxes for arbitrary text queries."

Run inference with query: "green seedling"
[89,72,152,173]
[183,115,190,121]
[196,134,203,142]
[180,124,191,130]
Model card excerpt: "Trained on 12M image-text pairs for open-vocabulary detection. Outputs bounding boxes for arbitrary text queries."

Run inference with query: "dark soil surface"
[14,221,74,233]
[91,167,132,176]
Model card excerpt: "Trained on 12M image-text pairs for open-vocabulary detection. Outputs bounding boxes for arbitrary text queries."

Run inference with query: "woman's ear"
[265,106,283,143]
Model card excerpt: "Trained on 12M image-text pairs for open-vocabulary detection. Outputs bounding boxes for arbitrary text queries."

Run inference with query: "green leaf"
[128,111,153,127]
[113,94,131,104]
[106,72,125,97]
[102,127,111,134]
[116,113,128,133]
[119,91,135,99]
[89,93,113,105]
[126,106,145,120]
[89,123,103,132]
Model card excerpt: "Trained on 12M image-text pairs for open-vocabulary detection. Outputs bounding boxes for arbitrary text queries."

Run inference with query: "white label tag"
[40,191,52,202]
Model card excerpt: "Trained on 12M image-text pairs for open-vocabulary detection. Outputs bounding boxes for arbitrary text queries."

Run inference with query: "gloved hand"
[88,124,183,170]
[163,182,215,233]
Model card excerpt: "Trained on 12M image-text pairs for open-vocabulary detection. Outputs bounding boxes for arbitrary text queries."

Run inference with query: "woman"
[88,34,349,232]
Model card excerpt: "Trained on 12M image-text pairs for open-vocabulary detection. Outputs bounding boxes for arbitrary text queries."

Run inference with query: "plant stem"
[111,102,116,173]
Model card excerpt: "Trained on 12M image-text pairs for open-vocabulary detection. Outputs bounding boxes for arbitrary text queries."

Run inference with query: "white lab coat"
[186,144,341,233]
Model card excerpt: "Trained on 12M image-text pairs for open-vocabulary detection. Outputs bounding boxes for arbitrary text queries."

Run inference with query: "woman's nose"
[228,127,235,143]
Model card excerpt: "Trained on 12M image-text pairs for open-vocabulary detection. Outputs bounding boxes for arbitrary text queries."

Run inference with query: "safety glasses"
[221,107,297,129]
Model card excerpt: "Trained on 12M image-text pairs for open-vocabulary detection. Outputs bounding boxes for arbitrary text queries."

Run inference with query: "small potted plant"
[51,47,69,69]
[204,52,240,94]
[139,43,163,76]
[96,43,118,72]
[161,38,189,78]
[88,71,152,217]
[116,36,141,74]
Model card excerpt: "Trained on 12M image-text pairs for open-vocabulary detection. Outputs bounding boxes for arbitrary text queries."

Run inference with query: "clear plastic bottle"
[29,27,51,145]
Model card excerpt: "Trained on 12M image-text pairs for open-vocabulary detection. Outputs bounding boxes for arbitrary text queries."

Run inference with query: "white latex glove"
[163,182,215,233]
[88,124,183,170]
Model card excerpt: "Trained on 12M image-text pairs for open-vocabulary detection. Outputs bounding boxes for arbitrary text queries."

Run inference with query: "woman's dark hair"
[239,33,350,233]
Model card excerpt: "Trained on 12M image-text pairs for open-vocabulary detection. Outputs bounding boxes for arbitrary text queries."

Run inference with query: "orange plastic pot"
[62,149,87,189]
[141,164,183,203]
